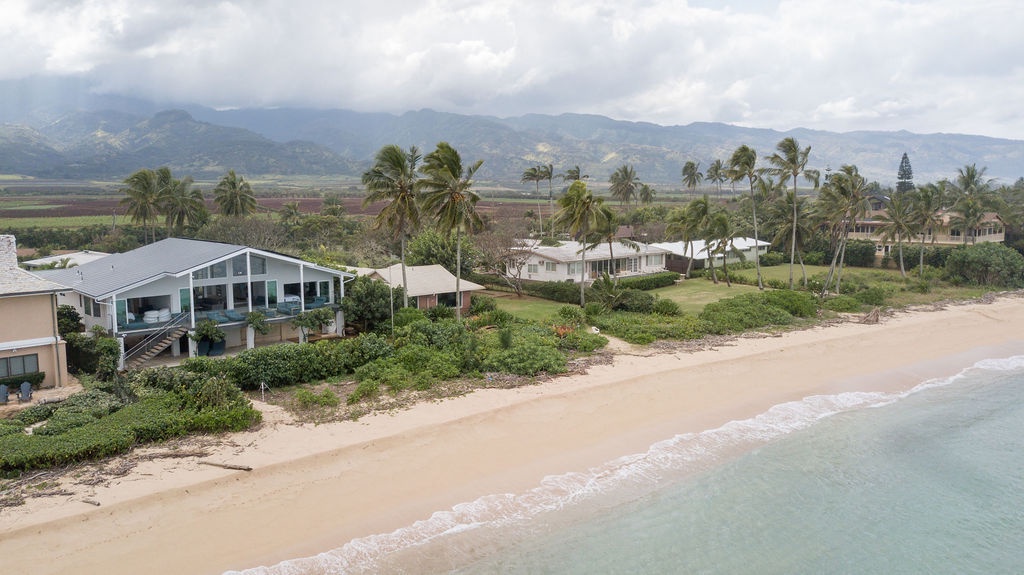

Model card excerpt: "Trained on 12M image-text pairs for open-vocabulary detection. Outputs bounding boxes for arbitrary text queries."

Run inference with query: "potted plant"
[190,319,226,356]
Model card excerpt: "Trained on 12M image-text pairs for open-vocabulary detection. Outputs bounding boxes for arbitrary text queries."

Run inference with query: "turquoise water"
[228,355,1024,575]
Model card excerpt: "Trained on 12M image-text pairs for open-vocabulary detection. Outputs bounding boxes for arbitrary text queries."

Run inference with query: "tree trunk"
[789,183,798,289]
[898,235,907,277]
[455,228,462,322]
[400,235,409,308]
[750,179,763,290]
[919,235,926,278]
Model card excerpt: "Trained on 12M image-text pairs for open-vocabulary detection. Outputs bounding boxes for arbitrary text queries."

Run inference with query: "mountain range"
[1,77,1022,188]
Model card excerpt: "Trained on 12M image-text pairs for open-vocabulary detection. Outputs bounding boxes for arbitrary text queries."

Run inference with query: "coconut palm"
[521,166,543,233]
[705,159,727,199]
[638,184,656,205]
[911,182,947,277]
[704,209,743,286]
[587,205,639,285]
[673,195,714,279]
[949,195,986,244]
[727,145,765,289]
[279,202,303,227]
[121,167,172,244]
[815,164,869,295]
[609,164,640,207]
[419,142,483,321]
[682,161,703,197]
[766,138,819,289]
[213,170,257,217]
[876,191,917,277]
[160,175,205,236]
[763,190,813,287]
[363,144,423,308]
[538,163,556,235]
[665,206,697,279]
[563,165,588,182]
[554,180,605,306]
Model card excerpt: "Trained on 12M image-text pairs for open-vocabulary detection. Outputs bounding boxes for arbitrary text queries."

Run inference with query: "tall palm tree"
[279,202,303,227]
[419,142,483,321]
[160,175,205,236]
[538,163,555,236]
[554,180,605,306]
[665,206,697,279]
[949,196,986,244]
[587,205,639,285]
[674,195,714,279]
[120,167,171,244]
[682,161,703,197]
[705,159,727,199]
[876,191,917,277]
[638,183,656,205]
[521,166,543,233]
[704,209,742,286]
[363,144,423,308]
[563,165,588,182]
[727,145,765,289]
[948,163,1001,243]
[214,170,257,217]
[911,182,946,277]
[764,190,813,287]
[609,164,640,207]
[815,164,869,295]
[766,137,819,289]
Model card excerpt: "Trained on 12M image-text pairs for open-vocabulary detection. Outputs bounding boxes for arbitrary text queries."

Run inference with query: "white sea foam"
[224,354,1024,575]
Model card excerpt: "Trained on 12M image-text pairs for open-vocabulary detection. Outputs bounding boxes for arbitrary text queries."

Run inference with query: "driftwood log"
[860,307,881,324]
[198,461,253,472]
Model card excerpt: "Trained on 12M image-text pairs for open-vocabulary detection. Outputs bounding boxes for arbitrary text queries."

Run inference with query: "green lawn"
[486,291,571,323]
[0,215,130,229]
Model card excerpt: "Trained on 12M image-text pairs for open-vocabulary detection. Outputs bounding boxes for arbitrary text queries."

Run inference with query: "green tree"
[704,209,743,286]
[896,152,914,194]
[705,159,727,198]
[766,137,819,289]
[279,202,302,227]
[160,175,206,236]
[816,164,869,295]
[945,242,1024,287]
[363,144,423,308]
[764,190,813,286]
[406,227,478,277]
[340,275,405,333]
[554,180,605,306]
[563,165,588,182]
[638,183,656,205]
[877,190,917,277]
[728,144,766,289]
[420,142,483,322]
[320,194,347,218]
[521,165,543,231]
[609,164,640,207]
[120,167,173,243]
[538,163,555,235]
[213,170,257,217]
[911,182,947,277]
[682,161,703,196]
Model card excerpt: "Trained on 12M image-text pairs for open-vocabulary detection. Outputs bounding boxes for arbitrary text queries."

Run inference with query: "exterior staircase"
[122,311,191,370]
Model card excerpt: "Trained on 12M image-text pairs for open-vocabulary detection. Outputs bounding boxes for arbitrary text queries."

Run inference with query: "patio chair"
[307,296,329,309]
[256,306,278,318]
[17,381,32,403]
[207,311,230,323]
[0,384,8,405]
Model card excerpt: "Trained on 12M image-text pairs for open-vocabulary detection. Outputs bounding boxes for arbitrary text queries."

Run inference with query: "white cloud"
[1,0,1022,138]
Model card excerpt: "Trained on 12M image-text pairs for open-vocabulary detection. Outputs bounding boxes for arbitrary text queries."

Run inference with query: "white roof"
[357,264,484,297]
[652,237,769,261]
[22,250,110,269]
[516,240,671,263]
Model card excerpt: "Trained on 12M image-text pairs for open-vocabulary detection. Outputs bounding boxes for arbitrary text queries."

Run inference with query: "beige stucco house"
[0,235,69,389]
[350,264,484,314]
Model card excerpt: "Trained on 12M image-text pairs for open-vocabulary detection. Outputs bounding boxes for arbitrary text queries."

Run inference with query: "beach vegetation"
[294,387,341,409]
[588,311,709,345]
[822,295,866,313]
[699,293,803,335]
[944,242,1024,287]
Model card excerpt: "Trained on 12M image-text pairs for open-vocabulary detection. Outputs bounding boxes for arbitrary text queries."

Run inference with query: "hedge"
[0,371,45,390]
[615,271,681,291]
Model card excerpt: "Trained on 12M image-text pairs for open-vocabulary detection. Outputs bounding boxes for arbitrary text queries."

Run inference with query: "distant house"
[22,250,110,270]
[0,235,69,389]
[651,237,770,273]
[350,264,484,314]
[35,238,353,369]
[511,240,670,284]
[848,209,1005,258]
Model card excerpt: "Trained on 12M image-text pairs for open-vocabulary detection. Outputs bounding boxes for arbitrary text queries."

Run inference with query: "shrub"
[616,272,681,291]
[483,342,567,376]
[521,280,582,304]
[557,305,587,328]
[761,290,818,318]
[13,403,58,426]
[616,289,656,313]
[556,330,608,353]
[393,307,427,328]
[853,287,887,306]
[699,294,795,334]
[652,298,681,316]
[944,242,1024,287]
[843,240,878,268]
[425,304,456,322]
[583,302,606,319]
[347,379,381,404]
[760,251,785,266]
[295,388,341,409]
[33,411,98,436]
[0,371,45,390]
[0,420,24,438]
[469,295,497,315]
[589,312,709,344]
[822,295,863,312]
[467,309,516,329]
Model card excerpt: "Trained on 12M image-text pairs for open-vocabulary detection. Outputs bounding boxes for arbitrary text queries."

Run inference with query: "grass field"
[0,215,128,229]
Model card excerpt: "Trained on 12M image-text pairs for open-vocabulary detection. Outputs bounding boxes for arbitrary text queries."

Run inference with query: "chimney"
[0,235,17,270]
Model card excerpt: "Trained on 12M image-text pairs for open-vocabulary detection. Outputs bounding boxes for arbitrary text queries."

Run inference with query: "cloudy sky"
[3,0,1023,139]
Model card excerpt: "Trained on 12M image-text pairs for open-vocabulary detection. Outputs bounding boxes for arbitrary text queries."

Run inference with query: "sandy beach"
[2,295,1023,575]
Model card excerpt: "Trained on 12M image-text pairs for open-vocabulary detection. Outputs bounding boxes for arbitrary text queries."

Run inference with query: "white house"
[35,238,353,368]
[349,264,485,313]
[22,250,110,270]
[651,237,770,273]
[511,240,670,284]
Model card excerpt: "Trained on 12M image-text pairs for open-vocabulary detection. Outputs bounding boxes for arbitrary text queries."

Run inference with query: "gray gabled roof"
[0,266,64,297]
[35,238,352,300]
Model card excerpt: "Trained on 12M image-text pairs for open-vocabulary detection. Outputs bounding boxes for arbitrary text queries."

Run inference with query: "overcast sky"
[3,0,1023,139]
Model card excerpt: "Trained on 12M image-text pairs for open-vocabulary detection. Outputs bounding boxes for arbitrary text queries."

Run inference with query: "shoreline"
[2,296,1024,574]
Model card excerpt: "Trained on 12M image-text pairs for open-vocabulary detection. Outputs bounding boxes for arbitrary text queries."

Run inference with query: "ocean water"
[228,354,1024,575]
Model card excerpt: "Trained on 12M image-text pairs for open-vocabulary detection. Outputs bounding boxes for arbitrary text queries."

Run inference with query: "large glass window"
[210,261,228,278]
[251,256,266,275]
[0,354,39,378]
[232,255,248,277]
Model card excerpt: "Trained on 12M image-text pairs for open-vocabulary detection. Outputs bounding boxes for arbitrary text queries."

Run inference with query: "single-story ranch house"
[0,236,69,389]
[349,263,484,314]
[35,238,353,369]
[511,240,670,284]
[651,237,770,273]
